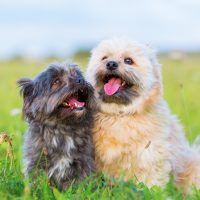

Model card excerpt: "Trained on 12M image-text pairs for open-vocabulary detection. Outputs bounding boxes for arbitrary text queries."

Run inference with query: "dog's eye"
[53,79,61,85]
[102,56,108,60]
[124,57,134,65]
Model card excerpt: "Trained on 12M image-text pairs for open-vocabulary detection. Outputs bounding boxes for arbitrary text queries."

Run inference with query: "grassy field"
[0,54,200,199]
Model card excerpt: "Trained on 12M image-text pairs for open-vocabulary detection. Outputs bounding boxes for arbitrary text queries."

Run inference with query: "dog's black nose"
[76,75,85,84]
[106,61,118,70]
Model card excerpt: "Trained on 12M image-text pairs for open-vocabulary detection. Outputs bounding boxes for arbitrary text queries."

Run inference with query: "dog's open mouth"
[103,75,128,96]
[97,72,139,104]
[62,89,87,110]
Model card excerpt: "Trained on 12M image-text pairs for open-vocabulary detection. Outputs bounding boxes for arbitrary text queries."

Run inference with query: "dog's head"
[86,38,162,114]
[18,63,95,123]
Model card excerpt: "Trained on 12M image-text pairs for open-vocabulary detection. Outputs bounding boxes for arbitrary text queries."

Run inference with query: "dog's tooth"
[122,81,126,86]
[63,102,69,107]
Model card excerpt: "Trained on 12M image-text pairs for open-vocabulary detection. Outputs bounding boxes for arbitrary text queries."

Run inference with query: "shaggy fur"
[18,62,96,190]
[86,38,200,190]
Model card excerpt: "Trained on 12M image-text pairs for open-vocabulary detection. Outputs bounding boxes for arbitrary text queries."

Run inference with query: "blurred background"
[0,1,199,198]
[0,0,200,141]
[0,0,200,60]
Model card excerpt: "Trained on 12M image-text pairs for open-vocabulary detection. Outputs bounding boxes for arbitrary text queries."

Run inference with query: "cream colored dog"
[86,38,200,190]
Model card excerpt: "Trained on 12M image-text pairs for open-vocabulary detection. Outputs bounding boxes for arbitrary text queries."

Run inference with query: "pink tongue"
[67,97,85,110]
[104,78,122,96]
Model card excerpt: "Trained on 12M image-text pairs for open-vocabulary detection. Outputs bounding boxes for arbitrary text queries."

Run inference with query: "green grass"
[0,55,200,199]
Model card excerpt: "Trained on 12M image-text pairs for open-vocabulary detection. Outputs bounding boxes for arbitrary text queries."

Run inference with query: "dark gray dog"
[17,62,96,190]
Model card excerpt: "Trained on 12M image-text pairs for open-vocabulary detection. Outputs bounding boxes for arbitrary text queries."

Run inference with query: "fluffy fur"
[18,62,96,190]
[86,38,200,190]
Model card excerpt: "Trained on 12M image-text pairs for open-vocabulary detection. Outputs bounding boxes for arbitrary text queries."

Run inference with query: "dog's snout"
[76,75,85,84]
[106,61,118,70]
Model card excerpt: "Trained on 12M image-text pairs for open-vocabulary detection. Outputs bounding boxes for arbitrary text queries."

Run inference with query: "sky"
[0,0,200,59]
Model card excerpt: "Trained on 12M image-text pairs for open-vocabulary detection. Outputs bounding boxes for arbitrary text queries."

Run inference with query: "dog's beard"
[95,69,142,105]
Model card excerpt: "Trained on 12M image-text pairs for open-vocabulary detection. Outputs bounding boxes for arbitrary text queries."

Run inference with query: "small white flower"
[10,108,21,116]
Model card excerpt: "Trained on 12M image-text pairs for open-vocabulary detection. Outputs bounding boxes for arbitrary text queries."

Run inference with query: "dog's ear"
[17,78,33,98]
[144,43,161,68]
[17,78,34,119]
[144,44,163,98]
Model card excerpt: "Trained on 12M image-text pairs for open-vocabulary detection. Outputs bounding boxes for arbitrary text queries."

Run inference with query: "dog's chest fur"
[93,109,172,186]
[43,125,76,180]
[24,120,94,186]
